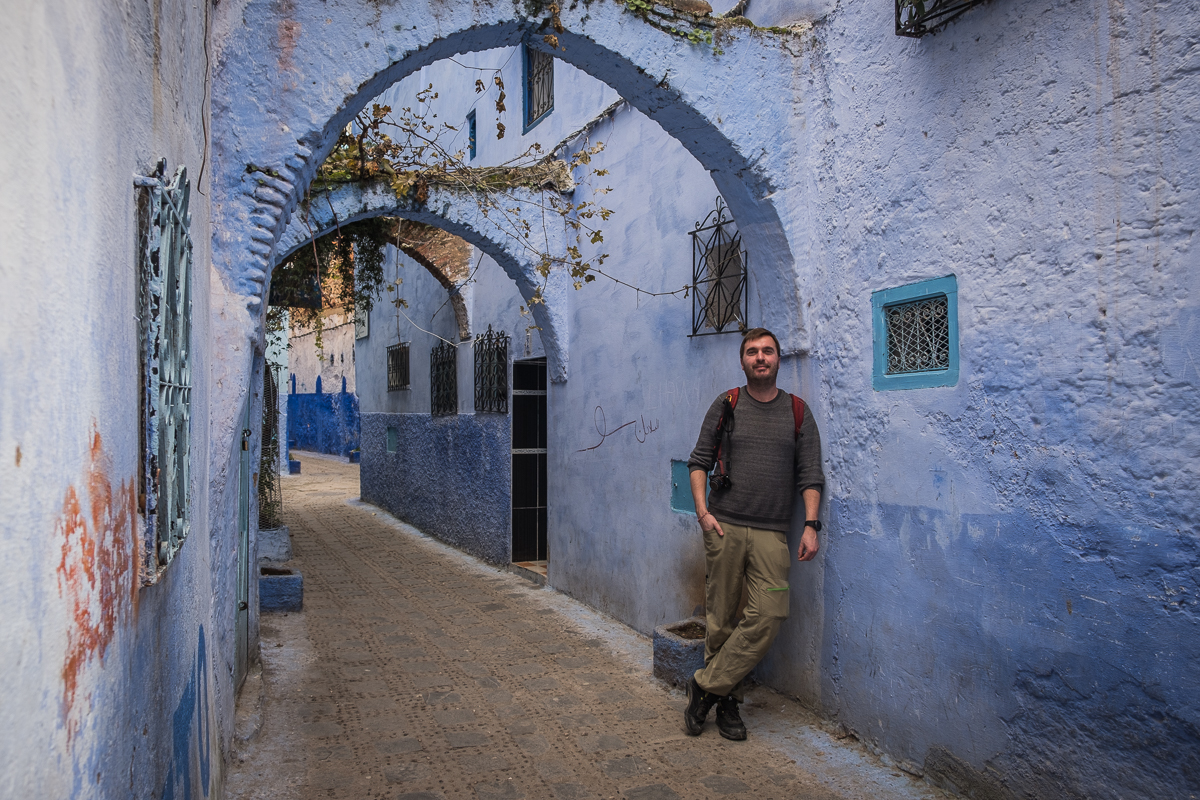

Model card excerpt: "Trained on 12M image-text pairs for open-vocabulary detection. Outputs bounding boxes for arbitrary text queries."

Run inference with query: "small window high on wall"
[135,159,193,583]
[872,275,959,390]
[523,43,554,133]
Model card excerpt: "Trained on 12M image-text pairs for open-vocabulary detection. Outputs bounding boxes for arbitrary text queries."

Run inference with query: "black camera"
[709,472,731,491]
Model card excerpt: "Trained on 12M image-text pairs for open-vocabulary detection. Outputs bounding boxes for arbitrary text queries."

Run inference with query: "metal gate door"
[511,358,547,563]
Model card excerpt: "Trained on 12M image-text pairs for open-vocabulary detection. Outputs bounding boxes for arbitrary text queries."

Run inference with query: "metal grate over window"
[690,198,748,336]
[884,295,950,374]
[387,342,410,391]
[136,159,193,583]
[431,341,458,416]
[474,325,510,413]
[524,44,554,131]
[895,0,987,37]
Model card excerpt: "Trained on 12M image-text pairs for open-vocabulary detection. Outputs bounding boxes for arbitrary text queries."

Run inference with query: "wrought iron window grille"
[690,197,749,337]
[431,341,458,416]
[523,42,554,132]
[895,0,987,37]
[387,342,410,391]
[135,159,194,584]
[884,295,951,374]
[474,325,510,413]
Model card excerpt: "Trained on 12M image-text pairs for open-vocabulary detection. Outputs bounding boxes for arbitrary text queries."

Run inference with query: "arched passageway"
[274,180,572,380]
[211,0,809,348]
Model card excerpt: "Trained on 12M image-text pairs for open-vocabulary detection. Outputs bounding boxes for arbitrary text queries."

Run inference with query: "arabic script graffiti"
[577,405,660,452]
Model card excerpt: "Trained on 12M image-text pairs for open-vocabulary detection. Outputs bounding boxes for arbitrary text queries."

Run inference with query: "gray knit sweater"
[687,388,824,532]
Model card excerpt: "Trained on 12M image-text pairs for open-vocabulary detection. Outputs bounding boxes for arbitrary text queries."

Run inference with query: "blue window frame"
[871,275,959,390]
[466,110,477,160]
[522,43,554,133]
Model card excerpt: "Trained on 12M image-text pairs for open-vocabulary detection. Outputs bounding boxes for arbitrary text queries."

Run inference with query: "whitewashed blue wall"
[0,3,231,798]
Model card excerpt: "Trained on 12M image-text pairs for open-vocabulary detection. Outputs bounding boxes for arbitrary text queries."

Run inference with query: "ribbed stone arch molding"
[275,181,571,376]
[210,0,811,370]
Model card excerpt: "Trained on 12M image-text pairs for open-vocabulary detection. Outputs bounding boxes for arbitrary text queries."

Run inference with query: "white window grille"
[136,159,193,583]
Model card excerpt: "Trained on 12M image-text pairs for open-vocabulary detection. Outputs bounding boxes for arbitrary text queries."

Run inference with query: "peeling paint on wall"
[55,424,138,744]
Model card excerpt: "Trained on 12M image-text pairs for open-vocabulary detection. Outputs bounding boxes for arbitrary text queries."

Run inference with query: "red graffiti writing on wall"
[56,423,139,743]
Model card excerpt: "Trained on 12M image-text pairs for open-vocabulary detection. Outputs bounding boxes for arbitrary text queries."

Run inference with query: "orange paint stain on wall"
[56,423,139,744]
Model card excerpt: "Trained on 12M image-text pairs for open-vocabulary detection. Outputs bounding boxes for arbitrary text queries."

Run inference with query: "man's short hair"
[740,327,781,358]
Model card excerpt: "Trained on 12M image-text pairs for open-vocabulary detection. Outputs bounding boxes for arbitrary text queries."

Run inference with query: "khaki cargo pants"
[694,522,791,700]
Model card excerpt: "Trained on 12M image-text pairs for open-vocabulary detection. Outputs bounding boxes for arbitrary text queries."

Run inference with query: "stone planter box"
[652,616,706,688]
[258,525,292,563]
[259,566,303,612]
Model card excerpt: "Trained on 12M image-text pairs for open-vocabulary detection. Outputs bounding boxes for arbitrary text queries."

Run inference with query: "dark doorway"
[511,358,547,566]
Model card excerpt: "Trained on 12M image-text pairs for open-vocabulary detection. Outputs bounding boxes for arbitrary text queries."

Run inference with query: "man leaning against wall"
[684,327,824,740]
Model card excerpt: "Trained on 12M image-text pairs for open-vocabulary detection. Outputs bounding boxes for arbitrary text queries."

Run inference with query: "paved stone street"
[226,454,946,800]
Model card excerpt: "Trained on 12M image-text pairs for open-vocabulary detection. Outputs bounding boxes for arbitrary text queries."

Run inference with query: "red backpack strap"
[727,387,739,409]
[792,394,805,440]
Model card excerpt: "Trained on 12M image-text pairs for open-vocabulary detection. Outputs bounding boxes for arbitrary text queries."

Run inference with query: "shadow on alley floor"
[225,454,948,800]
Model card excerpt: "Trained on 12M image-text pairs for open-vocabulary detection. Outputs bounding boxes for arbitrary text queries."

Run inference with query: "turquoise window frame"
[670,459,697,515]
[871,275,959,391]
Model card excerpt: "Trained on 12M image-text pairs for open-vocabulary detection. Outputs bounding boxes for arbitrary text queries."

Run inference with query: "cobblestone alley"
[226,455,946,800]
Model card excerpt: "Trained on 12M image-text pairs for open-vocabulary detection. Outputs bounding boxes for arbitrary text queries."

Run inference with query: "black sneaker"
[716,695,747,741]
[684,677,717,736]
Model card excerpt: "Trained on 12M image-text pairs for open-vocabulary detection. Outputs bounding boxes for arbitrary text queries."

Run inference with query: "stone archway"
[273,179,572,381]
[210,0,810,349]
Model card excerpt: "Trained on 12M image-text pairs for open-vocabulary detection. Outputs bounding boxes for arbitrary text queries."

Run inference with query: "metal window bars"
[431,341,458,416]
[884,295,951,374]
[525,44,554,128]
[474,325,510,413]
[690,198,748,336]
[135,159,193,583]
[387,342,410,391]
[895,0,987,37]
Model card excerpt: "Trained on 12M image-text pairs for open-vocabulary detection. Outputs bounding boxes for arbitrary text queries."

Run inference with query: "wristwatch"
[804,520,822,532]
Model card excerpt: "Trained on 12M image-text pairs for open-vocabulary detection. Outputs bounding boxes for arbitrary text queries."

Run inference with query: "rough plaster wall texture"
[289,313,357,394]
[361,413,512,565]
[793,0,1200,795]
[0,2,226,798]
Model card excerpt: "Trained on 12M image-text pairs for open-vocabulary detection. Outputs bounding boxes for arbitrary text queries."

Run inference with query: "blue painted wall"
[287,389,360,457]
[360,413,511,565]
